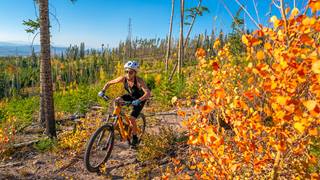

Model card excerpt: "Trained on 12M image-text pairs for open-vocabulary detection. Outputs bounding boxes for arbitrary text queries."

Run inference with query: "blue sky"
[0,0,307,48]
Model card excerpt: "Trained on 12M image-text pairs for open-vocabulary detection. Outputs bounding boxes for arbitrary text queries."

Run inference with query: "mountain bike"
[84,95,146,172]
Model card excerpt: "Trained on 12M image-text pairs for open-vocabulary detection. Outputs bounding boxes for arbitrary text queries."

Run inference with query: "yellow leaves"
[279,57,288,69]
[171,96,178,105]
[290,8,300,18]
[189,135,199,145]
[213,39,220,49]
[270,16,278,24]
[199,58,207,68]
[294,122,305,133]
[312,60,320,74]
[241,35,252,47]
[302,17,315,27]
[256,50,265,61]
[276,96,289,106]
[277,30,285,41]
[264,42,272,50]
[155,74,162,85]
[270,16,281,29]
[230,163,241,172]
[208,100,215,109]
[241,35,262,47]
[99,163,107,173]
[275,110,286,120]
[284,104,295,113]
[206,126,218,140]
[303,100,317,112]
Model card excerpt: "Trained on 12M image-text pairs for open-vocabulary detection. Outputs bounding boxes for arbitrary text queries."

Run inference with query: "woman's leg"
[130,101,145,136]
[129,116,138,135]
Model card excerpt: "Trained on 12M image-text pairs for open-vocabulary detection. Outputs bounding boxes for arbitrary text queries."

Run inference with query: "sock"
[133,135,138,140]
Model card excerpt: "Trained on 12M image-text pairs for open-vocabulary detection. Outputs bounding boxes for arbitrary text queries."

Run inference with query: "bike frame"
[110,102,132,142]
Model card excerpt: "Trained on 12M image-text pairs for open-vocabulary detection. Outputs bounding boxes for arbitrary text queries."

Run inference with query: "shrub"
[34,138,56,152]
[2,97,38,131]
[137,126,177,162]
[179,4,320,179]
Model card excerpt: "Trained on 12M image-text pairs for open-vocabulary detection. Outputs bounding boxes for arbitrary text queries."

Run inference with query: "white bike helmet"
[124,60,139,71]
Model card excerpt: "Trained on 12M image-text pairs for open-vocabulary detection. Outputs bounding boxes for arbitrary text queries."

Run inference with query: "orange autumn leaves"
[183,3,320,179]
[0,116,16,154]
[309,0,320,12]
[195,48,206,59]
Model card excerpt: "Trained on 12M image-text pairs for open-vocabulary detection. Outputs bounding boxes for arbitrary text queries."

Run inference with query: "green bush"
[1,96,39,130]
[33,138,56,152]
[144,75,156,91]
[0,84,102,131]
[309,134,320,173]
[0,108,6,122]
[152,74,186,106]
[54,85,100,114]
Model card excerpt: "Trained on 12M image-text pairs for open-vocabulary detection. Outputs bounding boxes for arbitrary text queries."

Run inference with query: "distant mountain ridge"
[0,41,66,57]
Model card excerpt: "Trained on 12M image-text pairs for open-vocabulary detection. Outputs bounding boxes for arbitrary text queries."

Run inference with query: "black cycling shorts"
[120,94,145,118]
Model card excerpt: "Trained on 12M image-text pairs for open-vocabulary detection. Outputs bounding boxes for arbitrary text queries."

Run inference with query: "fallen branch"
[56,114,85,124]
[12,139,40,149]
[90,105,103,110]
[0,161,23,168]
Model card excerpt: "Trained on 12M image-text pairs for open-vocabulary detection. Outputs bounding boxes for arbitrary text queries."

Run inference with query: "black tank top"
[124,77,144,99]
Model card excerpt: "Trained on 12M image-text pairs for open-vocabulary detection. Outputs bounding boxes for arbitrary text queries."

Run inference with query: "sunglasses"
[125,70,135,75]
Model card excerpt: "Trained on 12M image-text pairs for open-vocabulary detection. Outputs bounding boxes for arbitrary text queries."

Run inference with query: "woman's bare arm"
[102,76,125,92]
[137,78,151,101]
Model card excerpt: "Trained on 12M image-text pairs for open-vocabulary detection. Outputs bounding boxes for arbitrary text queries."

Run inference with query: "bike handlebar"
[98,92,132,106]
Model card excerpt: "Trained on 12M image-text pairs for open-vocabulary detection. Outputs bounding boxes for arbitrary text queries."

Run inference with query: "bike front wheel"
[84,123,114,172]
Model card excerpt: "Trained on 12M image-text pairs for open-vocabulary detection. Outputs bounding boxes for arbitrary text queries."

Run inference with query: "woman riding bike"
[98,60,151,147]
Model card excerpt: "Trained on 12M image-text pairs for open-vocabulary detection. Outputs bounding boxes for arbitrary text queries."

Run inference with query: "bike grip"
[98,91,105,97]
[102,95,109,101]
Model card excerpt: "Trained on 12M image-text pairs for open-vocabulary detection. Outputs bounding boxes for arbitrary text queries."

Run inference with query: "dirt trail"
[0,108,192,179]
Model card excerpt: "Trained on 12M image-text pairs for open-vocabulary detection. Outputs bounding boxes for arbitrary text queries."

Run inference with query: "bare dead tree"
[165,0,175,72]
[233,0,260,29]
[177,0,184,77]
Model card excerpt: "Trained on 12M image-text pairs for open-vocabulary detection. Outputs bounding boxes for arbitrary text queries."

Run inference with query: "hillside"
[0,42,66,56]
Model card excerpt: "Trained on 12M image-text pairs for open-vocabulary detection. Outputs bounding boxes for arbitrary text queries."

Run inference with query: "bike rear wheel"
[84,123,114,172]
